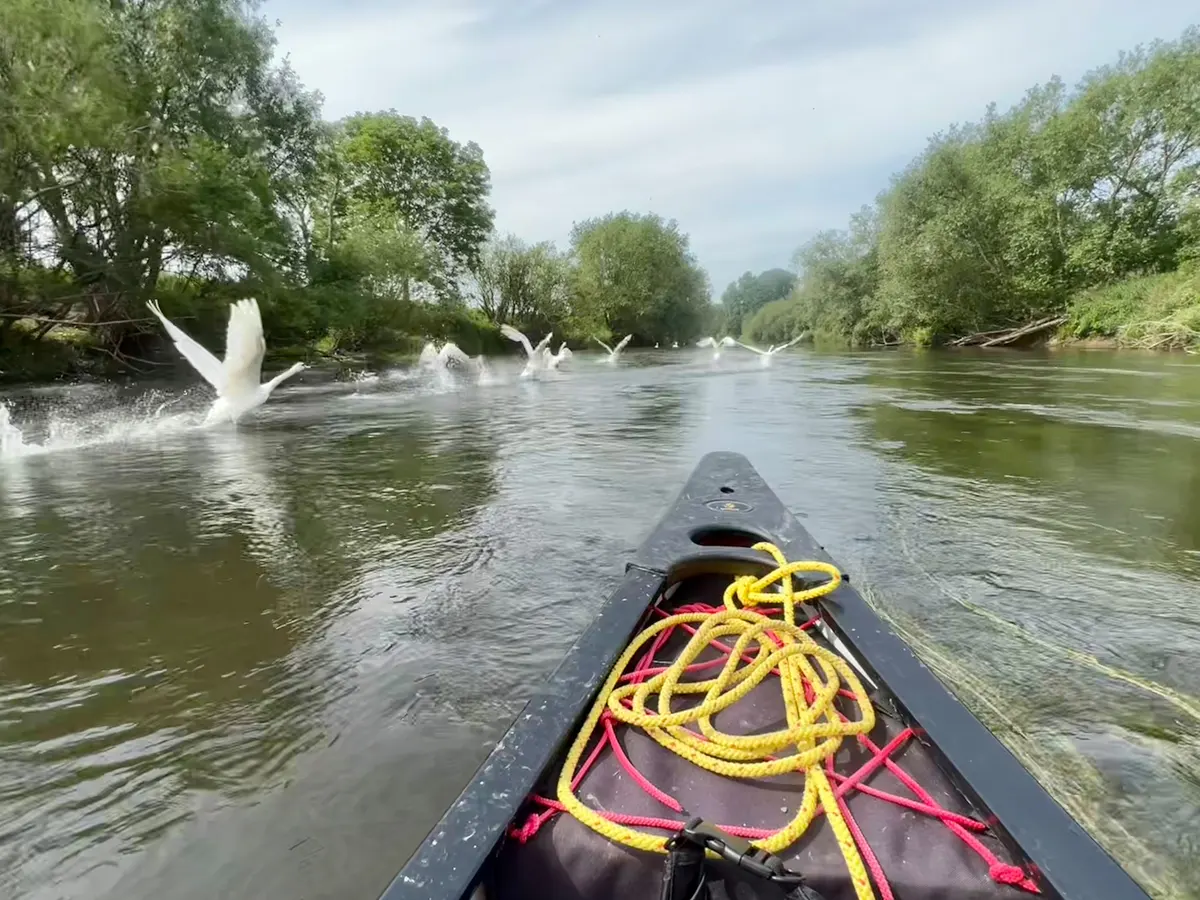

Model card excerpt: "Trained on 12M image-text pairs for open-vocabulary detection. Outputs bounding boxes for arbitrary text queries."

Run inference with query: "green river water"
[0,347,1197,899]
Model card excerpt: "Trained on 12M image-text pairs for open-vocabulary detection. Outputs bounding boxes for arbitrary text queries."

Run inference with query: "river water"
[0,348,1197,900]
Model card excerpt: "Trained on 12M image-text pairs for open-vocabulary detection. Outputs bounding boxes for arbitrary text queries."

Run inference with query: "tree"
[336,112,494,301]
[747,208,880,345]
[0,0,322,357]
[473,234,570,338]
[719,269,796,336]
[764,25,1200,347]
[568,212,709,344]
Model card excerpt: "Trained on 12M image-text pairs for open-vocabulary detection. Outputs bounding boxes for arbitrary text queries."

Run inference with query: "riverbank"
[1058,267,1200,351]
[0,308,516,386]
[871,267,1200,353]
[943,268,1200,352]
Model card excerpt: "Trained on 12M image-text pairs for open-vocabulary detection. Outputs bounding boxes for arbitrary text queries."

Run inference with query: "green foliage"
[473,235,572,339]
[763,26,1200,347]
[1064,268,1200,349]
[567,212,711,345]
[743,296,808,346]
[0,0,711,375]
[335,111,494,295]
[719,268,796,336]
[0,0,321,361]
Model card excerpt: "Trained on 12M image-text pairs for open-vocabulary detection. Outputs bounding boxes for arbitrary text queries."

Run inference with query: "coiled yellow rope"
[555,542,879,900]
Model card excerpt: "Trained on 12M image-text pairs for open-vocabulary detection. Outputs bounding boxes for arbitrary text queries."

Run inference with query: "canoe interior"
[482,572,1031,900]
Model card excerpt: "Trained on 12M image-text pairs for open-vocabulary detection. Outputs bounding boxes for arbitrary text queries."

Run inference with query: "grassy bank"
[1060,268,1200,351]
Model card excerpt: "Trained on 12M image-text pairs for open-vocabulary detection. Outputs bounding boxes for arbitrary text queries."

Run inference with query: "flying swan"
[543,342,573,370]
[146,298,306,425]
[500,324,554,377]
[592,333,633,363]
[696,335,736,360]
[419,341,477,371]
[730,333,806,365]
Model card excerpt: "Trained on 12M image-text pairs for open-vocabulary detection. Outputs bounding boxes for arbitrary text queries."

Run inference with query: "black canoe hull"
[379,451,1149,900]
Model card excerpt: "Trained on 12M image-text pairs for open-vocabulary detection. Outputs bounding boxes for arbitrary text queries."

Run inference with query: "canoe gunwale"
[378,451,1150,900]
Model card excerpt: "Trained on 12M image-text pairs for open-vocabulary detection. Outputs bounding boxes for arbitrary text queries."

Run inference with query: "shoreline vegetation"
[0,0,709,384]
[2,5,1198,385]
[739,27,1200,356]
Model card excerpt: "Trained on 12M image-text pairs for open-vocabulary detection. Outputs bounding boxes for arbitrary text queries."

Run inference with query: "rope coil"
[555,542,880,900]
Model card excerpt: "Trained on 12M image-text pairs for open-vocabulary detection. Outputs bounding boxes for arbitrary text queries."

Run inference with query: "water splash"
[0,392,206,462]
[0,402,34,457]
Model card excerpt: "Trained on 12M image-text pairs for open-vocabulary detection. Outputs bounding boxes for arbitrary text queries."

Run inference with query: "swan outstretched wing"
[592,335,613,354]
[613,334,633,354]
[731,339,766,355]
[533,332,554,354]
[223,299,267,391]
[772,333,805,352]
[147,299,226,390]
[501,324,534,359]
[695,337,716,348]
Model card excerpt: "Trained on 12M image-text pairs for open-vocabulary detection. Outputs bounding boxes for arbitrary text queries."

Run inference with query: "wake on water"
[0,389,206,460]
[0,358,514,460]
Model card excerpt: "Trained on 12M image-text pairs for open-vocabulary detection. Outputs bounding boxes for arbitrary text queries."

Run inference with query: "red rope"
[509,596,1040,895]
[827,753,895,900]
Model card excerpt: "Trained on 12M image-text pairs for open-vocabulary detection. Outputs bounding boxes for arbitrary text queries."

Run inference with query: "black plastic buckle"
[667,817,806,887]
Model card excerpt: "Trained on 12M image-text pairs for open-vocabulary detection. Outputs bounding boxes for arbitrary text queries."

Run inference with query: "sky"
[265,0,1197,296]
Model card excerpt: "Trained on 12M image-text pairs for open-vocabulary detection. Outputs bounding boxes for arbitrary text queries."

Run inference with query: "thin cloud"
[269,0,1198,292]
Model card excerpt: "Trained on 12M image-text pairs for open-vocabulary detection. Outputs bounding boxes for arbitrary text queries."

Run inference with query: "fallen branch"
[979,315,1068,348]
[0,313,154,326]
[89,344,167,374]
[948,326,1017,347]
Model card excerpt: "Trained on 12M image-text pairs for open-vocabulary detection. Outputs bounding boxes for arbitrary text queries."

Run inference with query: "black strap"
[660,818,830,900]
[659,836,708,900]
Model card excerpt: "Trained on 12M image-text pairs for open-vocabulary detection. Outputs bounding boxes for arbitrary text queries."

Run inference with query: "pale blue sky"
[265,0,1197,294]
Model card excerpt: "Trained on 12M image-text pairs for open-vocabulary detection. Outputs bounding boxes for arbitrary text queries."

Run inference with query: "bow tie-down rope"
[554,542,881,900]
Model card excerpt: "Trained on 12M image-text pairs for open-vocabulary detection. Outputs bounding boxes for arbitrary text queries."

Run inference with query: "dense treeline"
[744,27,1200,349]
[716,269,796,338]
[0,0,709,378]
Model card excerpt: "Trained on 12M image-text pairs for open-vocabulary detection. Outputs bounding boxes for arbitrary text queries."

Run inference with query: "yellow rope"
[555,542,879,900]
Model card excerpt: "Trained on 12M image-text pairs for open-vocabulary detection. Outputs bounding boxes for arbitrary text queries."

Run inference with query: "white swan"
[543,342,572,370]
[147,298,306,425]
[500,324,554,377]
[419,341,476,371]
[592,333,633,363]
[438,342,477,371]
[730,334,806,365]
[696,335,736,361]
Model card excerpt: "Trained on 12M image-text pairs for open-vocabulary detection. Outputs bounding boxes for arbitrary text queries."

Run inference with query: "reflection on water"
[0,348,1198,899]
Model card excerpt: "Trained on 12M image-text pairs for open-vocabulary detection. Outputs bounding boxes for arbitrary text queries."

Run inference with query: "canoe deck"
[379,452,1150,900]
[485,572,1032,900]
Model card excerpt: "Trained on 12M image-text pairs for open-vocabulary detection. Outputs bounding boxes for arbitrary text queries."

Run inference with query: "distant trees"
[750,26,1200,346]
[718,269,796,338]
